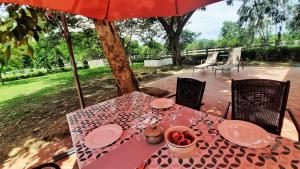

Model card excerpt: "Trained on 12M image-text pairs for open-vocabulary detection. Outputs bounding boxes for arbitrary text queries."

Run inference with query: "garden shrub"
[3,65,87,82]
[242,46,300,62]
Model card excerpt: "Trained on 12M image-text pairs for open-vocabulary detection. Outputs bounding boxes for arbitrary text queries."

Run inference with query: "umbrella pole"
[60,13,85,109]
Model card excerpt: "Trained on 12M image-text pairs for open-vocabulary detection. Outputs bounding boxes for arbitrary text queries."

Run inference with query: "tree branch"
[157,17,174,34]
[181,11,195,29]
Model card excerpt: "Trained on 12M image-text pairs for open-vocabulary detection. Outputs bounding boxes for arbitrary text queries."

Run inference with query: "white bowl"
[165,126,197,158]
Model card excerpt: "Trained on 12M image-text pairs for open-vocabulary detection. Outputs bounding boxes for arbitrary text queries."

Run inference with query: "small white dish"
[84,124,123,149]
[218,120,273,148]
[150,98,175,109]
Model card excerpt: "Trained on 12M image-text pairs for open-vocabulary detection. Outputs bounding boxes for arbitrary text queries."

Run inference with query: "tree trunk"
[0,70,4,85]
[94,20,139,95]
[169,34,182,66]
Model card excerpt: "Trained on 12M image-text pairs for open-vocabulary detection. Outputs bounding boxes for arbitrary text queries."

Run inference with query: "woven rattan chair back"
[231,79,290,135]
[176,77,206,110]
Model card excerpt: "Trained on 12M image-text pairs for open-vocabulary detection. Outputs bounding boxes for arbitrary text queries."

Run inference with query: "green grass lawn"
[0,63,144,110]
[0,67,110,104]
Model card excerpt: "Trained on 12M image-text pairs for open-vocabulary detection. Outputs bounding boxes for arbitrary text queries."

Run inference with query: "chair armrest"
[166,93,176,98]
[287,108,300,142]
[223,102,231,119]
[216,61,223,66]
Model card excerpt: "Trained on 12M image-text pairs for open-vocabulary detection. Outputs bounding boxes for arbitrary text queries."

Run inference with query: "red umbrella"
[1,0,221,20]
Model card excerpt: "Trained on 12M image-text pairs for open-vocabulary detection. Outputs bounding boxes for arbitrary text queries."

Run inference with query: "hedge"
[2,65,87,82]
[241,46,300,62]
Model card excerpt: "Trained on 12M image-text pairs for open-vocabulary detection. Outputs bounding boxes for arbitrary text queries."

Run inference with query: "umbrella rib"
[105,0,111,19]
[175,0,179,14]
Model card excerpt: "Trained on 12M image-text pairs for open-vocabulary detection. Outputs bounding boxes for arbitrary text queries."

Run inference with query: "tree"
[180,30,201,50]
[0,4,48,54]
[237,0,290,46]
[0,45,10,85]
[287,3,300,34]
[157,11,196,65]
[94,20,139,95]
[219,21,240,46]
[116,19,163,55]
[0,4,48,84]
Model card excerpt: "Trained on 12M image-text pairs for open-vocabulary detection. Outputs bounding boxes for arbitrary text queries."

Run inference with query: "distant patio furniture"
[168,77,206,110]
[33,163,60,169]
[214,47,243,75]
[224,79,295,136]
[193,52,218,74]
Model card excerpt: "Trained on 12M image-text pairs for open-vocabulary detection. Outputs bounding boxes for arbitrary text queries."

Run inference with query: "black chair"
[32,163,60,169]
[287,108,300,142]
[169,77,206,110]
[224,79,290,135]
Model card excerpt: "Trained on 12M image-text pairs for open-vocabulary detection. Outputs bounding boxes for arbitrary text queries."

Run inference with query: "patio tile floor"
[145,66,300,141]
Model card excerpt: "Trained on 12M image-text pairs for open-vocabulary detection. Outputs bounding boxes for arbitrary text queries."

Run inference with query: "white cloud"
[186,1,242,40]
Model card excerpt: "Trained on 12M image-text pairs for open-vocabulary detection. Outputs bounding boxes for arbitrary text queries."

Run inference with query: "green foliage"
[116,19,163,46]
[180,30,201,50]
[0,4,48,55]
[287,3,300,34]
[71,29,102,60]
[186,39,219,50]
[219,21,242,46]
[238,0,290,45]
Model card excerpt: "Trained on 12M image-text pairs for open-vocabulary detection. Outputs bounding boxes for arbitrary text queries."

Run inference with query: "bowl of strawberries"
[165,126,197,158]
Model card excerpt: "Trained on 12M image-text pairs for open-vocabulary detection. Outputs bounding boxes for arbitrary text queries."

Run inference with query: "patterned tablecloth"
[66,91,300,169]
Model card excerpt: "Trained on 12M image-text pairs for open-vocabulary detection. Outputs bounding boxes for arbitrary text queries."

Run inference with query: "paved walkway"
[2,66,299,169]
[145,66,300,141]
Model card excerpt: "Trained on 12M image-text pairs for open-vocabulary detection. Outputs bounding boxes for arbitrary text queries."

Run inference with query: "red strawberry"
[171,132,180,141]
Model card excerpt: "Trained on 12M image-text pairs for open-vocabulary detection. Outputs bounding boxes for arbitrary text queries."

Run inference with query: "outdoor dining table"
[66,91,300,169]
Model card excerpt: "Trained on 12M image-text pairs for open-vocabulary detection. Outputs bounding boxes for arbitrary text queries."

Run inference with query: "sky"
[186,1,243,40]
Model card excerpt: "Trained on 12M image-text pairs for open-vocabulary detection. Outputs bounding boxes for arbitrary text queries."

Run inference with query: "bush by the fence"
[3,65,88,82]
[242,46,300,62]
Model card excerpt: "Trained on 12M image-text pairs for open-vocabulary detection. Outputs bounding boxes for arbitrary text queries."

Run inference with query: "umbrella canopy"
[1,0,221,20]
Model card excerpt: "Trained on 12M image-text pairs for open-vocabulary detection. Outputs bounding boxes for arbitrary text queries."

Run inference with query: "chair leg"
[214,69,217,76]
[193,68,194,75]
[287,108,300,142]
[237,65,240,73]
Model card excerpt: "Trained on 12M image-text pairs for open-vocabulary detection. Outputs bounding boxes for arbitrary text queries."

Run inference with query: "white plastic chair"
[214,47,242,75]
[192,51,218,74]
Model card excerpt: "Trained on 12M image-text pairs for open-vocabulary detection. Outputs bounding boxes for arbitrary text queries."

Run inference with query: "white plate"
[84,124,123,149]
[218,120,273,148]
[150,98,175,109]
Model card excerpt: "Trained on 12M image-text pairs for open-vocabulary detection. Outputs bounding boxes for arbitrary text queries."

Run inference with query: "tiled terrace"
[1,66,299,169]
[146,66,300,141]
